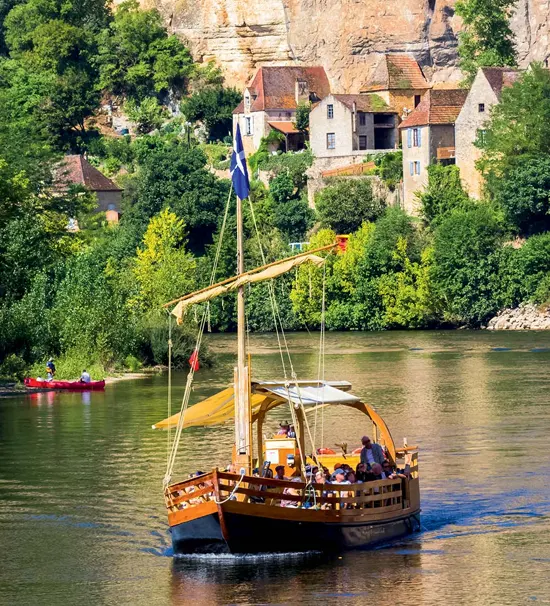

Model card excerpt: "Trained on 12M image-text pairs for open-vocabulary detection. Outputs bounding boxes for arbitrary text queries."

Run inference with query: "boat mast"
[234,195,251,472]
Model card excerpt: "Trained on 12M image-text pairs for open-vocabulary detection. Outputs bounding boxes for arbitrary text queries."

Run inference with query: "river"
[1,331,549,605]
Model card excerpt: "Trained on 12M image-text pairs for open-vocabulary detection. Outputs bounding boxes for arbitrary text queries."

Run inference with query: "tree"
[455,0,517,84]
[294,102,311,132]
[419,164,470,225]
[132,207,196,312]
[431,204,509,325]
[182,85,241,142]
[478,65,550,233]
[123,141,229,252]
[372,151,403,191]
[96,0,193,101]
[269,172,313,241]
[125,97,168,134]
[315,178,385,234]
[2,0,108,149]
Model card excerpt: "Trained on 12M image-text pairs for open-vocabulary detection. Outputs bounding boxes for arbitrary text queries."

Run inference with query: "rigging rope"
[164,182,233,488]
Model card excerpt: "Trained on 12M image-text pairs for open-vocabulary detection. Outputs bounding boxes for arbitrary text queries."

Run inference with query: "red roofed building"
[232,66,330,155]
[57,155,123,223]
[361,54,431,119]
[398,88,468,213]
[455,67,521,198]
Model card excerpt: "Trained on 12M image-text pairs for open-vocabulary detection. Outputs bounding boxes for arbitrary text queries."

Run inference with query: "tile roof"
[480,67,522,98]
[240,66,331,112]
[362,54,430,92]
[267,121,301,134]
[399,89,468,128]
[333,94,395,113]
[57,155,122,191]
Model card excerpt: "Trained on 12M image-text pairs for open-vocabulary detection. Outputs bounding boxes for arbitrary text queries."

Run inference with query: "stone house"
[57,155,123,222]
[455,67,521,198]
[232,66,331,155]
[309,94,398,160]
[399,88,468,215]
[360,53,431,119]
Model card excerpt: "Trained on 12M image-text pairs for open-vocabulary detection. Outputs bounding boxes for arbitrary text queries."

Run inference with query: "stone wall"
[124,0,550,91]
[486,303,550,331]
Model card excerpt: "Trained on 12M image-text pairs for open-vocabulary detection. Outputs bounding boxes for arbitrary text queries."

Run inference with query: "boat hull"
[24,378,106,391]
[170,508,421,555]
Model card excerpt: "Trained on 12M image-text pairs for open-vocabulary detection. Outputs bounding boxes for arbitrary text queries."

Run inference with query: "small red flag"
[189,349,200,372]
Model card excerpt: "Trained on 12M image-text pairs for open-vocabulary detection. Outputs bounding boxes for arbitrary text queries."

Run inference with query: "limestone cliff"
[130,0,550,90]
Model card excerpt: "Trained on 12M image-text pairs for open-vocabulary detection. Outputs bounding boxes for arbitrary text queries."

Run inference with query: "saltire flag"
[189,349,200,372]
[230,123,250,200]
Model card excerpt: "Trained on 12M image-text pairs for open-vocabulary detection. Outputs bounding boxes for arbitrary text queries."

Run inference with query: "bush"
[372,151,403,191]
[419,164,470,225]
[316,179,385,234]
[0,354,27,381]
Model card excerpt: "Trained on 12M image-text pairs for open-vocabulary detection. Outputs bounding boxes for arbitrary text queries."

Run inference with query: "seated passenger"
[274,465,287,480]
[277,421,290,436]
[281,477,302,508]
[330,468,350,485]
[80,369,91,383]
[288,425,296,438]
[346,470,356,483]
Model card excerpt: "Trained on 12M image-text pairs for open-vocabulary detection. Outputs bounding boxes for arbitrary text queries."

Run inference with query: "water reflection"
[1,331,550,605]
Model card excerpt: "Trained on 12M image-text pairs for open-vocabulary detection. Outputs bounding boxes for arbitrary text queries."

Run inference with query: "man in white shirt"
[359,436,386,469]
[80,370,91,383]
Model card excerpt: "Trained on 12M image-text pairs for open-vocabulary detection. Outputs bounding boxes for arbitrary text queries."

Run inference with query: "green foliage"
[96,0,193,101]
[269,172,314,241]
[247,131,285,175]
[315,178,385,234]
[182,85,241,142]
[125,97,168,134]
[507,233,550,304]
[419,164,470,225]
[431,204,510,324]
[255,148,313,190]
[0,353,26,381]
[455,0,517,84]
[294,102,311,132]
[131,207,196,312]
[372,151,403,191]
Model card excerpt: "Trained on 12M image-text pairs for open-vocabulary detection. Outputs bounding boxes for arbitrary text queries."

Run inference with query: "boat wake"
[173,550,323,562]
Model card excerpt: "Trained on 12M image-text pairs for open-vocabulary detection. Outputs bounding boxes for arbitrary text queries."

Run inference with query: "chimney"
[295,79,309,105]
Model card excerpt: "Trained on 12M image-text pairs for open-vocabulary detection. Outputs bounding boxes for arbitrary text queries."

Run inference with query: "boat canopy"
[152,380,396,459]
[170,254,325,323]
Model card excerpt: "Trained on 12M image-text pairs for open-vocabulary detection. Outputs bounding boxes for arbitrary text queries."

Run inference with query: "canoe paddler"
[80,369,91,383]
[46,358,56,382]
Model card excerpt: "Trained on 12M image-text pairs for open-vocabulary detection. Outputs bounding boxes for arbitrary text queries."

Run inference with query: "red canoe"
[24,378,106,391]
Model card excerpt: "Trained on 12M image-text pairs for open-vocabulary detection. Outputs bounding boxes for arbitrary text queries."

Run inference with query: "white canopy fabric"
[259,383,360,406]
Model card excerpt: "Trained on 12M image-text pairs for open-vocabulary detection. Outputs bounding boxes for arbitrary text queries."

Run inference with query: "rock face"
[129,0,550,90]
[486,303,550,331]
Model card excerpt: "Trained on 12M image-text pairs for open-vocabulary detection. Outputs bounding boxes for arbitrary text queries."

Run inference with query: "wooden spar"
[162,242,337,309]
[234,194,251,469]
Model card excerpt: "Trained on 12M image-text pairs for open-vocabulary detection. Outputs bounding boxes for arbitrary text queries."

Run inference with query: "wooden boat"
[154,128,420,555]
[24,378,106,391]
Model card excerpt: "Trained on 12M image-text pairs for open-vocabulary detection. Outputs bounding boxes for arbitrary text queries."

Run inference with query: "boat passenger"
[281,477,302,508]
[274,465,287,481]
[360,436,386,469]
[288,425,296,438]
[330,468,351,509]
[80,369,91,383]
[277,421,290,436]
[46,358,56,381]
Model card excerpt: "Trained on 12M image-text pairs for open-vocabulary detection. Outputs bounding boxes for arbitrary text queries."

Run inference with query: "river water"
[1,331,549,605]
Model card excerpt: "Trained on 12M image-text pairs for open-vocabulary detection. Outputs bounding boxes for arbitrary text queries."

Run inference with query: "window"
[244,94,250,109]
[326,133,336,149]
[413,128,420,147]
[414,161,421,175]
[245,116,253,135]
[414,95,421,108]
[359,135,367,150]
[478,103,485,113]
[359,113,366,126]
[478,129,487,145]
[327,104,334,119]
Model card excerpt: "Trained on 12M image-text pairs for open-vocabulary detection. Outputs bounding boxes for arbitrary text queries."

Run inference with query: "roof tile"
[399,89,468,128]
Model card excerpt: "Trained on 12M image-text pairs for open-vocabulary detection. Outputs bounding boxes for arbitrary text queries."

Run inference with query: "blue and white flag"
[230,123,250,200]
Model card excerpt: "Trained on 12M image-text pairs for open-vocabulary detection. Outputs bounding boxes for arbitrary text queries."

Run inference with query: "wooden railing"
[165,470,412,514]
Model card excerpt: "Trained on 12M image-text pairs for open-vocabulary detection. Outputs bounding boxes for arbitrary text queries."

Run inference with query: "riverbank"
[0,371,151,397]
[486,303,550,330]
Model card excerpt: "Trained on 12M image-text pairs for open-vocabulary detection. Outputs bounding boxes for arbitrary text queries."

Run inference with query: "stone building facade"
[455,67,520,198]
[309,94,398,160]
[399,88,467,214]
